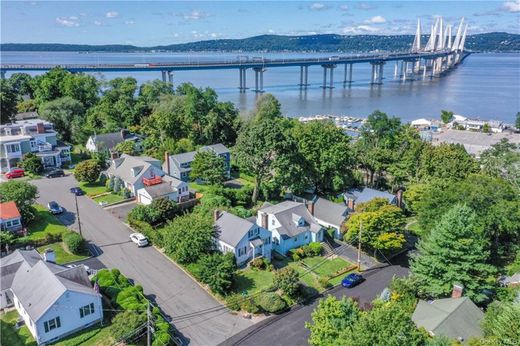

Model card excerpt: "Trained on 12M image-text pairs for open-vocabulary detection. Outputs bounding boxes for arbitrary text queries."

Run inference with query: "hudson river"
[2,51,519,123]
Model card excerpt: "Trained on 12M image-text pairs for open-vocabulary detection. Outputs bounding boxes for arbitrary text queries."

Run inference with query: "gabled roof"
[412,297,483,342]
[107,154,163,184]
[313,197,348,227]
[259,201,322,238]
[90,131,139,151]
[169,143,230,165]
[141,182,176,199]
[344,187,396,205]
[215,211,255,247]
[0,201,21,220]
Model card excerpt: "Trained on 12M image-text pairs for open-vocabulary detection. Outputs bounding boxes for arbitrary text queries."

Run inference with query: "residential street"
[31,175,254,346]
[221,256,410,346]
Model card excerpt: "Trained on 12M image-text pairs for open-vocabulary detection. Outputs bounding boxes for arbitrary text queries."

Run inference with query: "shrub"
[318,277,331,289]
[45,232,62,244]
[255,292,287,313]
[273,267,300,297]
[250,257,266,270]
[110,310,146,342]
[113,176,122,193]
[74,159,101,183]
[198,252,236,295]
[63,232,85,255]
[241,297,260,314]
[106,176,114,192]
[308,242,322,256]
[225,294,242,311]
[120,188,131,199]
[20,153,43,175]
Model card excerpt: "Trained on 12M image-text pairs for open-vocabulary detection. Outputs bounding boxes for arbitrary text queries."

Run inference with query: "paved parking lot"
[31,175,254,346]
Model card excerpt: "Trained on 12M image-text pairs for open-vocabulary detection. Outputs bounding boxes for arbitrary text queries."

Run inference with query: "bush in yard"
[45,232,62,244]
[308,242,322,256]
[106,175,114,191]
[273,267,300,297]
[150,197,179,220]
[256,292,287,313]
[113,176,122,193]
[198,252,236,295]
[20,153,43,175]
[318,277,331,289]
[63,232,85,255]
[225,294,242,311]
[74,159,101,183]
[250,257,266,270]
[241,296,260,314]
[120,187,131,199]
[110,310,146,342]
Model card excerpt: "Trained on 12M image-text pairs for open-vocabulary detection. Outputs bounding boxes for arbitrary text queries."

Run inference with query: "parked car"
[341,273,364,288]
[129,233,149,247]
[5,168,25,179]
[46,168,65,178]
[69,187,84,196]
[47,201,63,214]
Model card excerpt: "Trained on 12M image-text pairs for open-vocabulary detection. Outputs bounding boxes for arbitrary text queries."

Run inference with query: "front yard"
[26,205,69,242]
[92,193,124,205]
[78,181,107,197]
[36,242,88,265]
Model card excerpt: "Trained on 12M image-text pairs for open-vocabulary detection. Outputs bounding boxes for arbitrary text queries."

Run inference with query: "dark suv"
[46,169,65,178]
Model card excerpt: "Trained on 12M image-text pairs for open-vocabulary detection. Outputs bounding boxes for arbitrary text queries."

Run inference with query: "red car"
[5,168,25,179]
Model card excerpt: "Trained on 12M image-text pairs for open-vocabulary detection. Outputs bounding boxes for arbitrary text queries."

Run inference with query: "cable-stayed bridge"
[1,17,469,92]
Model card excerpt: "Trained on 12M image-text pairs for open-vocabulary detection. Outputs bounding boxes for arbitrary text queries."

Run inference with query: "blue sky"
[1,1,519,46]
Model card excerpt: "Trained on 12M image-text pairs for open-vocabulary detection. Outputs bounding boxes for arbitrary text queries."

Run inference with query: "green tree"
[482,123,491,133]
[31,67,69,105]
[20,153,43,175]
[372,232,406,252]
[515,112,520,128]
[254,93,282,120]
[0,181,38,223]
[113,140,137,156]
[61,72,99,108]
[149,197,178,221]
[197,252,236,295]
[16,99,38,113]
[109,310,146,342]
[273,267,300,297]
[440,110,454,124]
[160,211,215,264]
[0,79,18,124]
[190,150,227,185]
[0,232,16,252]
[255,292,287,313]
[39,96,85,143]
[386,126,426,188]
[291,120,354,194]
[480,139,520,190]
[418,143,478,182]
[481,302,520,346]
[135,79,174,117]
[74,159,101,183]
[8,73,33,97]
[306,296,360,346]
[410,204,496,303]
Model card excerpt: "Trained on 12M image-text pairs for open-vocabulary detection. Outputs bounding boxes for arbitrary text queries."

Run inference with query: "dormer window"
[292,213,305,227]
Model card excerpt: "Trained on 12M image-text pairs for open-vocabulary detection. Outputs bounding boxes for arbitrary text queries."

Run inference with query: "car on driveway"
[130,233,149,247]
[47,201,63,214]
[46,169,65,178]
[69,187,84,196]
[5,168,25,179]
[341,273,364,288]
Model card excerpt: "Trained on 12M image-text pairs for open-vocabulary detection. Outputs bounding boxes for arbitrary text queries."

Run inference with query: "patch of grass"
[53,322,112,346]
[233,268,275,295]
[37,242,89,265]
[0,310,37,346]
[26,205,69,241]
[78,181,107,197]
[92,193,124,205]
[302,257,350,278]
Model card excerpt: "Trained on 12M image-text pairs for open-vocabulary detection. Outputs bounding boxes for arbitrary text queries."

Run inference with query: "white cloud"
[310,3,327,11]
[93,20,102,26]
[365,15,386,24]
[339,5,349,11]
[125,20,135,25]
[356,3,376,10]
[105,11,119,18]
[343,25,380,34]
[183,10,208,20]
[268,29,275,34]
[56,16,80,27]
[503,0,520,12]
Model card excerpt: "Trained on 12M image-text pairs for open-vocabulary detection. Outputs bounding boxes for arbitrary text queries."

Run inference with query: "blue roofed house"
[343,187,402,211]
[214,210,272,266]
[0,249,102,345]
[257,201,324,255]
[163,144,231,182]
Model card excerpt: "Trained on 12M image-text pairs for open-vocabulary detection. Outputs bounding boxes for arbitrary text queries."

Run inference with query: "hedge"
[255,292,287,314]
[63,232,85,255]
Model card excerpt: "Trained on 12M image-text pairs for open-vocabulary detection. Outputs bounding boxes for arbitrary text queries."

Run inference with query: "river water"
[2,51,519,123]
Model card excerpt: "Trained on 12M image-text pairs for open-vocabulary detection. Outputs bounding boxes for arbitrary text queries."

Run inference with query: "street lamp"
[71,191,83,238]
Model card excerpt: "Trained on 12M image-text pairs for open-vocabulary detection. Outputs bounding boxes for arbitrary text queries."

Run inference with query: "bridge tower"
[411,19,421,53]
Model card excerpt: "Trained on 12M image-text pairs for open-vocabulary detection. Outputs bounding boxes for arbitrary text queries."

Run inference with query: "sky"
[1,1,519,46]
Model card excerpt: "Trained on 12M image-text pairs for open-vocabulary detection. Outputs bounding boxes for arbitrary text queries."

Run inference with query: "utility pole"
[357,221,363,272]
[73,193,83,237]
[147,301,151,346]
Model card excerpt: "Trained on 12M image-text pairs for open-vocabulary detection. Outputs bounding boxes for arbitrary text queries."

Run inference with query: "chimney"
[347,198,355,210]
[307,200,315,216]
[43,248,56,263]
[120,129,129,139]
[164,151,170,175]
[36,123,45,134]
[261,213,268,229]
[110,150,119,160]
[396,189,403,208]
[213,209,221,222]
[451,283,464,298]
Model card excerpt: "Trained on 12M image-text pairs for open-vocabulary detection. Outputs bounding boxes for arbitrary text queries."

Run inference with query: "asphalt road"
[221,256,410,346]
[31,175,254,346]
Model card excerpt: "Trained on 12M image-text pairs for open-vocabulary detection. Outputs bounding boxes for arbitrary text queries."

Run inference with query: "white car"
[129,233,149,247]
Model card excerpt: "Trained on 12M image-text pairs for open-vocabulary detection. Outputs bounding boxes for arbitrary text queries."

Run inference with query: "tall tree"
[440,110,454,124]
[135,79,174,117]
[410,204,496,303]
[481,302,520,345]
[39,96,85,143]
[31,67,69,105]
[0,79,18,124]
[386,126,426,188]
[190,150,227,185]
[480,139,520,190]
[8,73,33,97]
[61,72,99,109]
[0,181,38,223]
[197,252,236,295]
[254,93,282,120]
[418,143,478,182]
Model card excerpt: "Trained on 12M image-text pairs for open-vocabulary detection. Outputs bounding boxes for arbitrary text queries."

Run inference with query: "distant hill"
[2,32,519,53]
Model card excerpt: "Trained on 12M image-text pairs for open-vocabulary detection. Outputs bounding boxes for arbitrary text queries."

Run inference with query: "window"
[30,141,37,149]
[5,221,12,227]
[271,219,275,226]
[12,219,20,226]
[6,143,20,153]
[79,303,95,318]
[44,317,61,333]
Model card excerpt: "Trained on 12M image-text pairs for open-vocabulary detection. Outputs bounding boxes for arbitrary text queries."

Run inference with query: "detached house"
[257,201,324,255]
[163,143,231,182]
[309,197,349,239]
[0,201,23,232]
[0,118,71,173]
[106,154,189,204]
[343,187,401,211]
[0,249,102,345]
[86,129,142,156]
[214,211,272,266]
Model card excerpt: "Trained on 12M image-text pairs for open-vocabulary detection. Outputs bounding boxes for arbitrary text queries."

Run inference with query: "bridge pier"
[239,68,247,92]
[253,67,265,92]
[161,71,167,82]
[167,71,173,85]
[402,61,408,82]
[299,66,309,87]
[394,62,399,79]
[343,63,353,85]
[371,62,384,85]
[321,65,336,89]
[0,71,5,80]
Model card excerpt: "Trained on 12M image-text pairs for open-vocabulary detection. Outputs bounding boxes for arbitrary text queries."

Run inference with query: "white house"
[214,211,272,266]
[85,129,142,155]
[106,154,189,204]
[1,249,102,345]
[257,201,324,255]
[0,201,23,232]
[308,197,349,239]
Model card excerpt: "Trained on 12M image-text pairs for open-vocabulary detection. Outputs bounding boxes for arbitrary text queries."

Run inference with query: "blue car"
[69,187,84,196]
[341,273,364,288]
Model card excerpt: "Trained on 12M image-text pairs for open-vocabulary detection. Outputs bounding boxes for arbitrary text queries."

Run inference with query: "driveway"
[221,255,410,346]
[31,176,254,346]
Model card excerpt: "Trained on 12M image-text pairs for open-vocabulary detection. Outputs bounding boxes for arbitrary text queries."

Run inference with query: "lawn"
[0,310,36,346]
[78,181,107,197]
[26,205,69,241]
[301,256,350,278]
[37,242,88,265]
[233,268,275,295]
[92,193,124,205]
[53,323,112,346]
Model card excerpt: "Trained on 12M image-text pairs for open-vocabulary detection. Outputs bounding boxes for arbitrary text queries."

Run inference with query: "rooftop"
[344,187,396,205]
[259,201,322,238]
[169,143,230,164]
[0,201,21,220]
[215,211,256,247]
[313,197,348,227]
